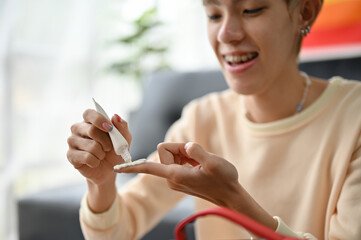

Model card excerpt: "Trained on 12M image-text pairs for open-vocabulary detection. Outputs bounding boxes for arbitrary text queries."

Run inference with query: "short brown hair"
[285,0,299,9]
[286,0,323,9]
[285,0,323,54]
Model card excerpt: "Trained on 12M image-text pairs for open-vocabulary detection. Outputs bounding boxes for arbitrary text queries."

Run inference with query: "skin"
[67,0,324,232]
[204,0,325,123]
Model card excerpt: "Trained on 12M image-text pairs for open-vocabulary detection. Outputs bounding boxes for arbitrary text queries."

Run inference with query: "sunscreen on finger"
[92,98,132,163]
[113,158,147,170]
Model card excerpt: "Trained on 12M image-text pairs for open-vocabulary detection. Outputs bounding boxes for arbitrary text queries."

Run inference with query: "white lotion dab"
[93,98,132,163]
[113,158,147,170]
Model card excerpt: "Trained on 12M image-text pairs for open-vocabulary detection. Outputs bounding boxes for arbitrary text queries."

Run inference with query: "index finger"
[83,108,113,132]
[114,161,173,178]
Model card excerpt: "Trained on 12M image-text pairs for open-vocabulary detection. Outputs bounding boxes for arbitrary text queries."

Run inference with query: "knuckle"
[90,141,105,159]
[66,150,73,162]
[82,109,92,120]
[84,152,99,167]
[66,151,81,169]
[99,151,106,160]
[157,142,165,151]
[87,125,99,139]
[187,143,198,153]
[84,152,92,161]
[67,135,76,146]
[66,137,72,146]
[66,150,84,169]
[89,140,98,151]
[103,142,112,152]
[70,122,80,133]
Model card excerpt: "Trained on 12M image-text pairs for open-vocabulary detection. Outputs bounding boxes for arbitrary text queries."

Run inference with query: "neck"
[243,70,309,123]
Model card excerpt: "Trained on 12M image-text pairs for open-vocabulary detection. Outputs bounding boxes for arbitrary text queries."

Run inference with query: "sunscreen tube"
[92,98,132,163]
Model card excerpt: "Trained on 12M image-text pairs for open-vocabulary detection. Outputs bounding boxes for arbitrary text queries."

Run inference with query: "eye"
[208,14,222,21]
[243,7,265,15]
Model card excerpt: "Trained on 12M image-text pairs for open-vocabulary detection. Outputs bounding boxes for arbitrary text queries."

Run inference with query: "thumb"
[184,142,209,164]
[111,114,132,147]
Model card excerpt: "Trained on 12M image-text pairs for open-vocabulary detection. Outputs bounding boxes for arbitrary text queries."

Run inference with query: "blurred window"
[0,0,214,239]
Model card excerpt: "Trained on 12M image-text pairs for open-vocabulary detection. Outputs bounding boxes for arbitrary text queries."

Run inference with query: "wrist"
[86,175,116,189]
[86,178,117,213]
[222,182,248,211]
[224,183,278,231]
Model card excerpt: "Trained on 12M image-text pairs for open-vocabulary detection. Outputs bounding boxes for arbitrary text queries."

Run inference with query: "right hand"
[67,109,132,186]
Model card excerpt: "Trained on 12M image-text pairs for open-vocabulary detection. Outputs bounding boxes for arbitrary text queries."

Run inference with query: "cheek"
[273,17,300,56]
[207,25,219,55]
[255,21,296,59]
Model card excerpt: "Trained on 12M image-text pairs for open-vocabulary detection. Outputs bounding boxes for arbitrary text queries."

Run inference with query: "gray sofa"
[17,70,228,240]
[17,57,361,240]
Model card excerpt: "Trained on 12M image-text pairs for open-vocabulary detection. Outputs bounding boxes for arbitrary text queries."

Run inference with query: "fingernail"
[102,122,113,132]
[114,114,121,122]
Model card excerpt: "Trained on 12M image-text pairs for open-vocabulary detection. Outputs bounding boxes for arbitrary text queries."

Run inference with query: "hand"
[114,142,278,229]
[67,109,132,186]
[114,142,240,207]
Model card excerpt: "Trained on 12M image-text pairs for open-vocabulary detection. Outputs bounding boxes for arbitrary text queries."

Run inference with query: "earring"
[300,25,311,37]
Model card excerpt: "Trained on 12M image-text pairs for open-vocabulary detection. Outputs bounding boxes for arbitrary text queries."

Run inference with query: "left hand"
[114,142,241,207]
[116,142,278,230]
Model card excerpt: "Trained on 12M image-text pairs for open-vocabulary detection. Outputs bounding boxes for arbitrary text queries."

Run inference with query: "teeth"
[224,53,257,64]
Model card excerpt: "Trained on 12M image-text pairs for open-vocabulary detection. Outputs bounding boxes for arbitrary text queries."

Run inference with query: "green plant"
[109,7,170,82]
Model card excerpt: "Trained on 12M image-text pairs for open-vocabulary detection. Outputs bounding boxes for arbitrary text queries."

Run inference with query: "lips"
[222,51,259,74]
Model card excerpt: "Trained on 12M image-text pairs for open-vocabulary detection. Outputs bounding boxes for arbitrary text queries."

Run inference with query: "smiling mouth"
[223,52,258,66]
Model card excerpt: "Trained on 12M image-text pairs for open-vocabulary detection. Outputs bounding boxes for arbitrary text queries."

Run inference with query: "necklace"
[295,72,312,113]
[241,72,313,121]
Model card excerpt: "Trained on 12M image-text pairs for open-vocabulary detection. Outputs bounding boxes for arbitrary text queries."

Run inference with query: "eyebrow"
[202,0,220,5]
[203,0,220,5]
[202,0,246,6]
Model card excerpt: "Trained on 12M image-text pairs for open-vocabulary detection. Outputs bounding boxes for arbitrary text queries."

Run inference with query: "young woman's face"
[204,0,301,94]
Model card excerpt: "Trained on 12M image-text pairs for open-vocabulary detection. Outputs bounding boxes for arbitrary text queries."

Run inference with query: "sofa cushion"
[129,70,228,160]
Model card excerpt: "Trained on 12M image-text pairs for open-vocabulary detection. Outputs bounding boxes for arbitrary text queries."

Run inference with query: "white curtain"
[0,0,216,238]
[0,0,102,238]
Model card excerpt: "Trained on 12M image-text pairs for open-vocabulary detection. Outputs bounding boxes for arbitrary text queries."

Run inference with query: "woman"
[67,0,361,239]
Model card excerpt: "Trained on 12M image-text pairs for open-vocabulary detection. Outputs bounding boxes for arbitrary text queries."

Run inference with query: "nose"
[217,16,245,44]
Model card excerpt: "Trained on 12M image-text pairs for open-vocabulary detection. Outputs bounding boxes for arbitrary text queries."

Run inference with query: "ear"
[298,0,322,28]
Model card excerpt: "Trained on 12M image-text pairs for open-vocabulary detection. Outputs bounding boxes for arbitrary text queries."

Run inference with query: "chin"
[223,72,258,95]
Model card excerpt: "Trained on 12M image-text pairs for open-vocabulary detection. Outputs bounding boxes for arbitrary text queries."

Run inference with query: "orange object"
[303,0,361,48]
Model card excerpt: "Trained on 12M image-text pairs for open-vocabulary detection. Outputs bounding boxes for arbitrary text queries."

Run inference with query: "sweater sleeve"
[79,193,131,240]
[328,141,361,239]
[79,169,186,239]
[79,102,199,240]
[273,216,317,239]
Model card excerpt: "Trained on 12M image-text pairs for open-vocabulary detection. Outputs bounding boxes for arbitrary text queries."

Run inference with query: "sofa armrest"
[18,184,87,240]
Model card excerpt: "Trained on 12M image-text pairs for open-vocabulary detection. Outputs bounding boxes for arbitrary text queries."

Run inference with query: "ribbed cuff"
[273,216,305,239]
[80,193,120,230]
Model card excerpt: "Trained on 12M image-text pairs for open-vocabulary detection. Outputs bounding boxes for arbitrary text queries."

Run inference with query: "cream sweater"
[80,77,361,240]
